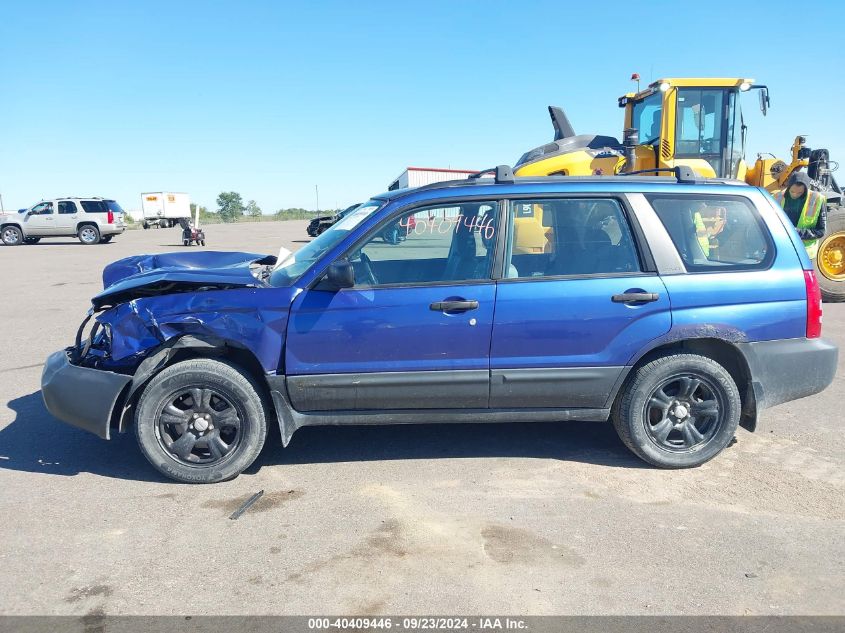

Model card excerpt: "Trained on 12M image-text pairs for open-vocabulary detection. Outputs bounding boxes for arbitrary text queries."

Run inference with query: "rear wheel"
[78,224,100,245]
[135,359,268,483]
[1,226,23,246]
[816,204,845,302]
[99,235,113,243]
[612,353,740,468]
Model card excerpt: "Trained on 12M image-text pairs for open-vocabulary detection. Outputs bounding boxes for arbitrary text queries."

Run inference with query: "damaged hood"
[94,251,276,309]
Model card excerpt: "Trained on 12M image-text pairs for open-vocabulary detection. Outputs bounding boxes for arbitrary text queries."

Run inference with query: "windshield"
[269,201,382,287]
[337,203,360,218]
[631,91,662,144]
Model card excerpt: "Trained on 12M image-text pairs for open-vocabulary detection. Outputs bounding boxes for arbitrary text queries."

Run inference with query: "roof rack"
[375,164,722,202]
[469,165,514,184]
[621,166,700,183]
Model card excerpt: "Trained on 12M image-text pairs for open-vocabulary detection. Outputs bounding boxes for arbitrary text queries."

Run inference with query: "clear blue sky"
[2,0,844,216]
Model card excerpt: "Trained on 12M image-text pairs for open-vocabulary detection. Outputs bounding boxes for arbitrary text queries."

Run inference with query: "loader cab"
[621,78,756,180]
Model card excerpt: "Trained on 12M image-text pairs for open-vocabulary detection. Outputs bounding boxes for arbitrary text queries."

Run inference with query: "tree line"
[187,192,338,223]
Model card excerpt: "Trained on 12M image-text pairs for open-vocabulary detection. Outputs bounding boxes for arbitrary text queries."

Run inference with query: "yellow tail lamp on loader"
[513,77,845,301]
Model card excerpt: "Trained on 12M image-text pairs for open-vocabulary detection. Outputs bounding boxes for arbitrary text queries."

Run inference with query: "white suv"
[1,198,126,246]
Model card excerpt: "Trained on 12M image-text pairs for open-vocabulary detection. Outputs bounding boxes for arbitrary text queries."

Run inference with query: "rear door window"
[505,198,642,278]
[58,201,77,214]
[646,195,772,271]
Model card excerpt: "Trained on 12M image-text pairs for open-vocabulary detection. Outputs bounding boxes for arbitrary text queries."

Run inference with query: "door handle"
[612,292,659,303]
[430,300,479,312]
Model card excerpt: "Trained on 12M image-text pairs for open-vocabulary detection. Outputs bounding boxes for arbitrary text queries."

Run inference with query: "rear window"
[105,200,124,214]
[80,200,109,213]
[646,194,772,271]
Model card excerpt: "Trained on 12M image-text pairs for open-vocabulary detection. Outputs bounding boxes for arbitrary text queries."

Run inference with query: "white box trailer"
[387,167,478,191]
[140,192,191,228]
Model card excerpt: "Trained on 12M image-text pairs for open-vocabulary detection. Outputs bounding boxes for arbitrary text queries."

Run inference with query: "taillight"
[107,210,114,224]
[804,270,822,338]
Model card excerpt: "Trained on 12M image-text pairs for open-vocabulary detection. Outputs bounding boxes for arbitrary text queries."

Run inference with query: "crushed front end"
[41,250,291,440]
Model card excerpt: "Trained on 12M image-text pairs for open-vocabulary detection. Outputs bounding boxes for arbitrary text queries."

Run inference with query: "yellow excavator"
[513,77,845,301]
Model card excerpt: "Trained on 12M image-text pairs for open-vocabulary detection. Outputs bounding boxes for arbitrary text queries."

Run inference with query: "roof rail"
[469,165,514,184]
[622,166,700,183]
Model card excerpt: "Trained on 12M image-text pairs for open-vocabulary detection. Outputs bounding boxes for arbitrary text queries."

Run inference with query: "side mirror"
[26,210,34,217]
[323,259,355,290]
[758,87,769,116]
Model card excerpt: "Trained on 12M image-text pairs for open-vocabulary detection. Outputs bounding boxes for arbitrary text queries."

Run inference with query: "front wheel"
[1,225,23,246]
[612,353,740,468]
[78,224,100,245]
[135,359,268,483]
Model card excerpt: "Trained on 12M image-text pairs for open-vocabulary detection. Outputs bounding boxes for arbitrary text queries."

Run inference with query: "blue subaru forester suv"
[41,167,838,483]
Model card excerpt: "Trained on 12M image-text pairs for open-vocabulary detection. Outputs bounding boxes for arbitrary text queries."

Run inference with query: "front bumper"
[41,350,132,439]
[738,337,838,410]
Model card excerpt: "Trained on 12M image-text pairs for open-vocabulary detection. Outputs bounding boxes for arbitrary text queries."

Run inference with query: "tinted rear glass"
[105,200,124,214]
[80,200,109,213]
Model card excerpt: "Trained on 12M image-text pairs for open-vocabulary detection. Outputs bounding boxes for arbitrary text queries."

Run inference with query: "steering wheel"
[357,251,378,286]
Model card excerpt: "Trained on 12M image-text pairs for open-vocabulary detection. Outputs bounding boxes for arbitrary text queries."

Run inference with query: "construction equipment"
[513,78,845,301]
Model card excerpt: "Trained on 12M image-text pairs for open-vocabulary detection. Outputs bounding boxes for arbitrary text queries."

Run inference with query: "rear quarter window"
[646,194,773,272]
[105,200,124,214]
[80,200,109,213]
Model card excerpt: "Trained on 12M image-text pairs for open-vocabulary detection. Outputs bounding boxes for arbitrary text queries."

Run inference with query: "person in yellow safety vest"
[773,171,828,259]
[693,207,726,258]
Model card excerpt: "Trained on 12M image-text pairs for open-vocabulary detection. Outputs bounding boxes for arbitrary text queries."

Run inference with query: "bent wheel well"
[618,338,756,432]
[115,339,277,434]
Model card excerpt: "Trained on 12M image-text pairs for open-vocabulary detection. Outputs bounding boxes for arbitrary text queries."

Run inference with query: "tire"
[142,222,149,230]
[816,204,845,302]
[612,353,741,468]
[99,235,113,243]
[1,225,23,246]
[78,224,100,245]
[24,237,41,244]
[134,358,268,483]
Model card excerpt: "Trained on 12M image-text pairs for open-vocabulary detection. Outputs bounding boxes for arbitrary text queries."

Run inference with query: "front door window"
[350,202,499,286]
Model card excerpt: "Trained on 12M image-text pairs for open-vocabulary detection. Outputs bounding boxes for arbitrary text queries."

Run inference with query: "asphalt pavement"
[0,221,843,616]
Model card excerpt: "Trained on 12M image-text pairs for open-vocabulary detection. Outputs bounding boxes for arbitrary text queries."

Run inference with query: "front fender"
[96,286,296,374]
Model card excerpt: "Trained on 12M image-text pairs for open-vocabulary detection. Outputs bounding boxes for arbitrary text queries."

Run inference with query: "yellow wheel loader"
[513,78,845,301]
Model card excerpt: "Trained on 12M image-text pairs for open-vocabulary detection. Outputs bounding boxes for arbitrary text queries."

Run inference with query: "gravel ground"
[0,221,843,616]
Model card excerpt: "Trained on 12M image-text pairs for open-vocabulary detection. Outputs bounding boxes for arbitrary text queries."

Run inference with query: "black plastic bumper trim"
[737,338,838,410]
[41,350,132,440]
